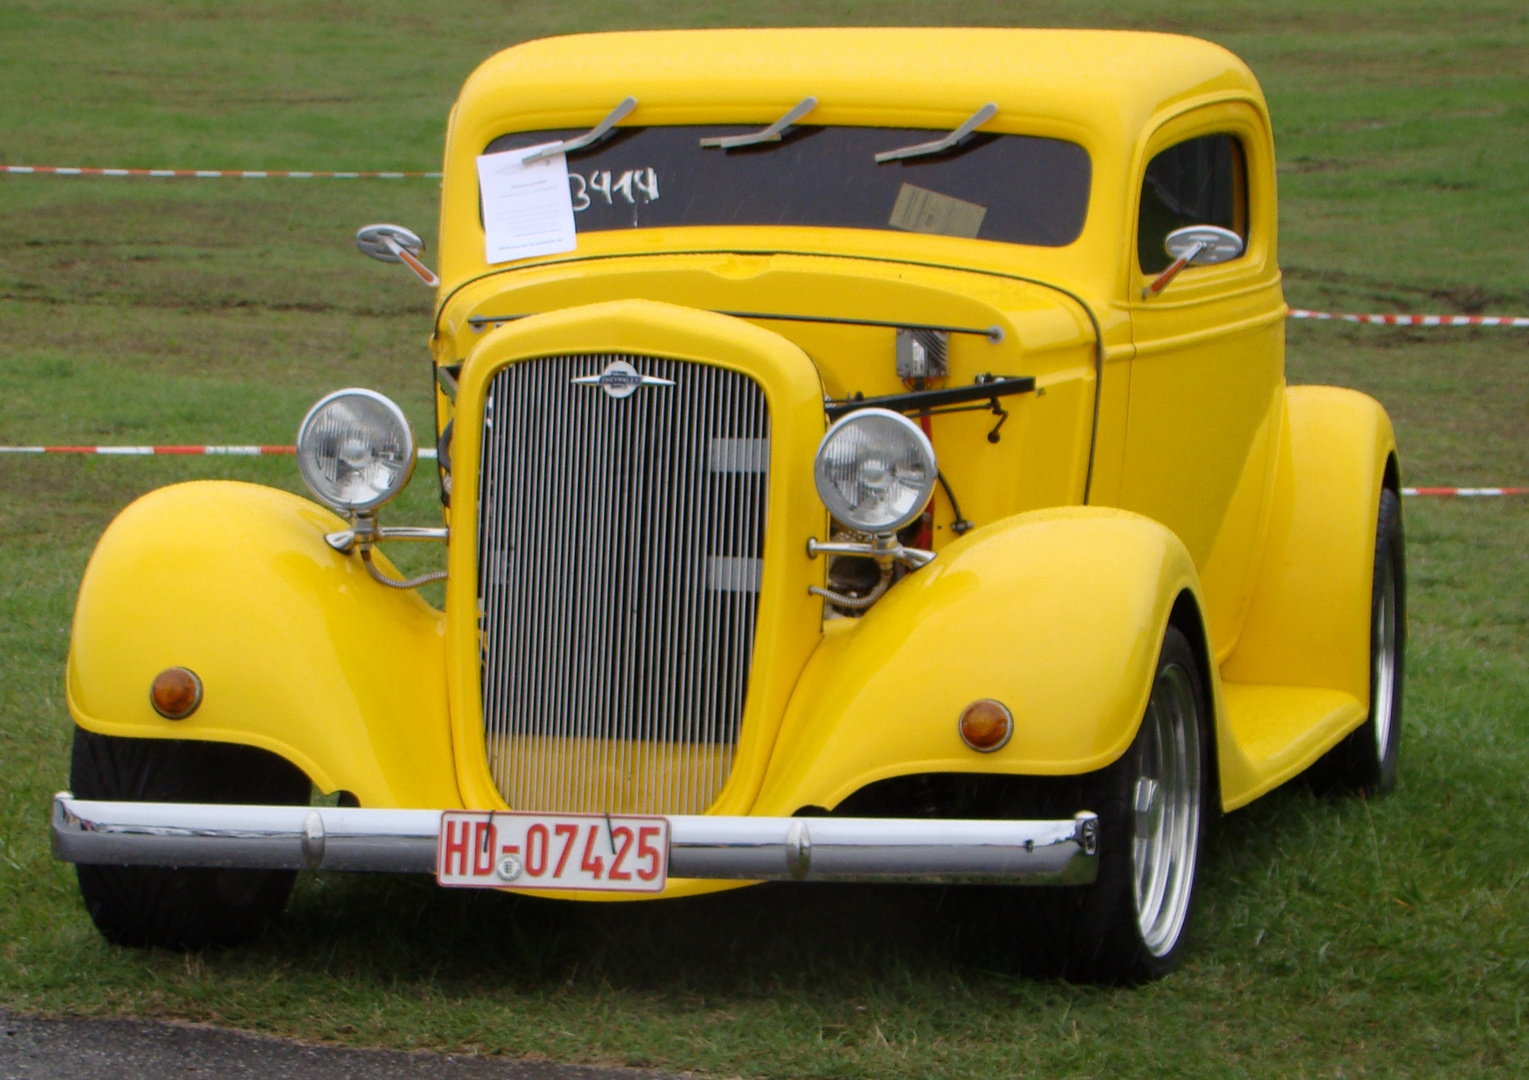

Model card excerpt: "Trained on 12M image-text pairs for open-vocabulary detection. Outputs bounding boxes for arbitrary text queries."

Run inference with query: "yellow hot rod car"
[53,28,1403,983]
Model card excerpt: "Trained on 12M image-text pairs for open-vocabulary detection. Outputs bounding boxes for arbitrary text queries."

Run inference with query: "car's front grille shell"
[475,354,770,815]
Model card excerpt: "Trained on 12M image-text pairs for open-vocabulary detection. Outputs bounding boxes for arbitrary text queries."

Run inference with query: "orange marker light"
[958,699,1013,752]
[150,667,203,720]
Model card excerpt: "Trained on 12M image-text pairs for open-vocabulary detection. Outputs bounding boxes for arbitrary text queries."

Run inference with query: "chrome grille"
[476,354,770,814]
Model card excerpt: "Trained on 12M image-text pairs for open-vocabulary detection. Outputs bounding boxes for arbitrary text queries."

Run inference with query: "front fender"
[753,507,1207,814]
[67,481,460,810]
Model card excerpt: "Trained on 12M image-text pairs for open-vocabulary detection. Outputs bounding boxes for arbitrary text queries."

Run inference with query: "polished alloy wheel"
[1131,663,1203,957]
[1372,546,1398,757]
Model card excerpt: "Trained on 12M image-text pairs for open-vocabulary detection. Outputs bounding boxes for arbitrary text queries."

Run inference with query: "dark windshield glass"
[482,126,1091,247]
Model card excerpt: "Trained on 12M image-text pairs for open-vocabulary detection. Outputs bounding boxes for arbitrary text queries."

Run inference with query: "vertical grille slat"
[476,354,770,815]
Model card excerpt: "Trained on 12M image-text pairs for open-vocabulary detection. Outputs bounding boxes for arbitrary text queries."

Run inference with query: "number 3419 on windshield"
[437,811,669,892]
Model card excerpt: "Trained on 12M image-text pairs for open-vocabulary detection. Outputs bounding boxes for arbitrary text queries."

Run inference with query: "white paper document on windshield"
[477,144,578,263]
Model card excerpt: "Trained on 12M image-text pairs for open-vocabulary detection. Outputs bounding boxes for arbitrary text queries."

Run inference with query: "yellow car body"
[66,29,1399,906]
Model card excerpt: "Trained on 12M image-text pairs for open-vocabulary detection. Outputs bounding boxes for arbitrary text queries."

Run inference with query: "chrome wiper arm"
[874,102,998,164]
[523,97,638,163]
[699,96,818,150]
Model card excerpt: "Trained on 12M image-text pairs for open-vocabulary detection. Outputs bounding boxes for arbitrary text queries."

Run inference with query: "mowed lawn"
[2,1,1527,1077]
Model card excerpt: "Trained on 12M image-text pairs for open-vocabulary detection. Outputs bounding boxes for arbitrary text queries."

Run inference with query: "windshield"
[482,125,1091,247]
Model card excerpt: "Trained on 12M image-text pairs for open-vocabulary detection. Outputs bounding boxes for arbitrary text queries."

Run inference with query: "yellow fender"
[1216,385,1399,808]
[752,507,1214,815]
[67,481,460,810]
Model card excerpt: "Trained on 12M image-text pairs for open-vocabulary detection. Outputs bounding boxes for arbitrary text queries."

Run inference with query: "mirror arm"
[380,235,440,287]
[1142,240,1208,298]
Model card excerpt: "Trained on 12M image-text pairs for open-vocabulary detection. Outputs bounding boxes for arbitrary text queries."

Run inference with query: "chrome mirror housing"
[1164,224,1245,266]
[1145,225,1246,297]
[355,223,439,287]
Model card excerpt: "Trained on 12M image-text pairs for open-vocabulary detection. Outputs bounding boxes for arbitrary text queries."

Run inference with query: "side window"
[1137,134,1247,273]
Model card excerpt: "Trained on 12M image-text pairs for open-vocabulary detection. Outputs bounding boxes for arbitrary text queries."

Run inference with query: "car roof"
[453,27,1264,152]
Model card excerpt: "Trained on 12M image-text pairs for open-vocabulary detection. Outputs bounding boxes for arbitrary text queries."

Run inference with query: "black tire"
[991,625,1211,984]
[70,728,312,949]
[1310,487,1405,796]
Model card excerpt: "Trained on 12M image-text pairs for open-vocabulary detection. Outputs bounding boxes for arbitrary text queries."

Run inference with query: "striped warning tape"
[0,445,437,459]
[1289,309,1529,328]
[3,165,439,179]
[1403,486,1526,497]
[0,446,1514,492]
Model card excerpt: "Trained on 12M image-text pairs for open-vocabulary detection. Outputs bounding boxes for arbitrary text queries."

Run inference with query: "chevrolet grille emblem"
[571,360,675,400]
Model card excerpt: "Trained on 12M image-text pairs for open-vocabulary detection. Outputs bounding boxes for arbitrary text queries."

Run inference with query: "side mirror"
[356,224,439,287]
[1165,224,1245,265]
[1144,225,1245,297]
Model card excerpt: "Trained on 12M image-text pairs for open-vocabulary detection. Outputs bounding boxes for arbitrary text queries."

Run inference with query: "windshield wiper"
[524,97,638,163]
[700,97,818,150]
[875,102,998,164]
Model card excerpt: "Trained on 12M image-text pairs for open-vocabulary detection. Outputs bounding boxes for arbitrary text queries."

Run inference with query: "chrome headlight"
[296,388,416,513]
[813,408,937,534]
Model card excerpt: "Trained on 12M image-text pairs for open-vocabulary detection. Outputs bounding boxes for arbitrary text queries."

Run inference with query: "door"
[1117,103,1286,659]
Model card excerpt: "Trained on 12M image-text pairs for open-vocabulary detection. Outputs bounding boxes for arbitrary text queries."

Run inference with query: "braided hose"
[360,546,448,590]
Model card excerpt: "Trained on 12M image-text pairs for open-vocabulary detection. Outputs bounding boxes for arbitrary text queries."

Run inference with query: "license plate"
[436,811,669,893]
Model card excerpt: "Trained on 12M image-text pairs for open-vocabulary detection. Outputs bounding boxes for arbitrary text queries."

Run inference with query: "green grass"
[3,1,1528,1076]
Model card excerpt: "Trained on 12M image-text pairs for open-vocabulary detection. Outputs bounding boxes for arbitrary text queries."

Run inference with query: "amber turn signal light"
[958,699,1013,752]
[150,667,203,720]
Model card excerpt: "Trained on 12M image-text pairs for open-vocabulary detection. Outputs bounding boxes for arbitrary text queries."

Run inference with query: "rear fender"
[752,507,1215,814]
[66,481,459,809]
[1222,386,1398,703]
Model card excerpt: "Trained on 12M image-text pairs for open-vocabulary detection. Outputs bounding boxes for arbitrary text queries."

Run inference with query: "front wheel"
[70,728,312,949]
[1065,624,1210,982]
[993,624,1211,983]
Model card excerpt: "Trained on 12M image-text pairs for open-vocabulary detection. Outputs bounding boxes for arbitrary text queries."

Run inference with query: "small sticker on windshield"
[889,184,987,239]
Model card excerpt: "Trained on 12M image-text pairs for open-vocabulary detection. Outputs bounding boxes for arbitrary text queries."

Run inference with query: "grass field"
[3,1,1528,1076]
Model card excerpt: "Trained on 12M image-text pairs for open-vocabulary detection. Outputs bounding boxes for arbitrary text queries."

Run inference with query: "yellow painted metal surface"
[1214,386,1398,806]
[63,28,1405,901]
[1119,100,1285,663]
[751,507,1213,814]
[436,255,1100,538]
[437,28,1264,297]
[1217,685,1366,810]
[443,300,828,821]
[67,482,460,810]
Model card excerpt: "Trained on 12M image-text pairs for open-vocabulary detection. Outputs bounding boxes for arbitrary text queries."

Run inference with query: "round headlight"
[813,408,937,534]
[296,388,416,513]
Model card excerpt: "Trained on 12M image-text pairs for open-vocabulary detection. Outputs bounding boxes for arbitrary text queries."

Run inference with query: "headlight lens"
[813,408,937,534]
[296,388,416,513]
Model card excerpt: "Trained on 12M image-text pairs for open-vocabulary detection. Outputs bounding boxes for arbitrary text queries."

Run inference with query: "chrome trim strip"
[51,794,1098,885]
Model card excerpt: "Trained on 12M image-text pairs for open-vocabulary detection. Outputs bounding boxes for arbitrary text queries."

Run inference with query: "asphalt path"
[0,1012,680,1080]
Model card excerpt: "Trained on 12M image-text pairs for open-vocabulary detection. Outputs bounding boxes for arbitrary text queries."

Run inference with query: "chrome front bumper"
[50,793,1099,885]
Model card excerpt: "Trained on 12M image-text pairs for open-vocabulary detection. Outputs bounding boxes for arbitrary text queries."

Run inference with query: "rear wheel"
[70,729,312,949]
[1311,487,1405,795]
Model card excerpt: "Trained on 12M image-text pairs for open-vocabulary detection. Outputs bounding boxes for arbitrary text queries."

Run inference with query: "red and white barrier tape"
[3,447,1517,494]
[1402,486,1526,497]
[3,165,439,179]
[1289,308,1529,328]
[0,445,437,459]
[8,165,1529,325]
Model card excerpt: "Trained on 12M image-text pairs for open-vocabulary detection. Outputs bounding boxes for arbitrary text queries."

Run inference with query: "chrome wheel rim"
[1372,550,1398,758]
[1132,663,1202,957]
